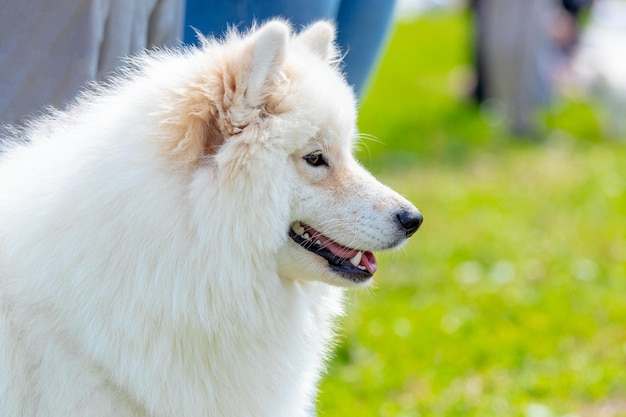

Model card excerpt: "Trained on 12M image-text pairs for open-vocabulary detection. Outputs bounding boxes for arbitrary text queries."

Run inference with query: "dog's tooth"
[292,222,305,236]
[315,240,322,246]
[303,233,310,240]
[350,251,363,267]
[357,265,367,271]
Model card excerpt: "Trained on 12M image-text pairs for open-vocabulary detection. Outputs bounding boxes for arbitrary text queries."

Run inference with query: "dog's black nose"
[397,209,423,238]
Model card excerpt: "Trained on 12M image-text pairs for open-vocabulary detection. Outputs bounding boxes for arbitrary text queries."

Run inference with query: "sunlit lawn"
[318,10,626,417]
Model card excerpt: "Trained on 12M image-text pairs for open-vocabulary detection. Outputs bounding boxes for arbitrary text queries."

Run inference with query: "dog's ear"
[163,21,291,166]
[243,20,289,105]
[297,21,336,61]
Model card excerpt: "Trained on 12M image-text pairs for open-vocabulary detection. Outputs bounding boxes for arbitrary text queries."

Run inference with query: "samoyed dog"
[0,20,422,417]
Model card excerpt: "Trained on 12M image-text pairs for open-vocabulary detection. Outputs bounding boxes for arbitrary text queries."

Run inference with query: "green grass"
[318,11,626,417]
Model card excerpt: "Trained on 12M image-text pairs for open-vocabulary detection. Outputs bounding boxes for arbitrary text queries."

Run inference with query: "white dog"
[0,20,422,417]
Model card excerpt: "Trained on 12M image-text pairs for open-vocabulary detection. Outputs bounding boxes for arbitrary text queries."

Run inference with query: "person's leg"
[335,0,397,97]
[183,0,396,99]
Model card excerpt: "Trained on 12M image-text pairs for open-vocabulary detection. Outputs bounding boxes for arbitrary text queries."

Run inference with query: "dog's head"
[158,20,422,287]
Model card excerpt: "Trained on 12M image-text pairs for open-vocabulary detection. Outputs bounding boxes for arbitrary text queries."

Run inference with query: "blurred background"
[318,1,626,416]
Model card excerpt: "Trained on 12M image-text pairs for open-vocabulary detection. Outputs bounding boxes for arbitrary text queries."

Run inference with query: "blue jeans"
[183,0,397,97]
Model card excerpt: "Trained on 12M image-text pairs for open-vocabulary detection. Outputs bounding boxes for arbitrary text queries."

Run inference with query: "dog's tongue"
[361,251,378,274]
[307,227,378,274]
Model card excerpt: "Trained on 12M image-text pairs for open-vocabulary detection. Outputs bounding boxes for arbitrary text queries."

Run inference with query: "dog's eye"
[303,152,327,167]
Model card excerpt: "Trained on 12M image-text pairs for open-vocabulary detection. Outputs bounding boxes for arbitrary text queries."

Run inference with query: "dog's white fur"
[0,21,420,416]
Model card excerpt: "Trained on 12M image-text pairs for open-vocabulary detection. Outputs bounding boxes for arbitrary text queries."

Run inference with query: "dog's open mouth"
[289,221,377,281]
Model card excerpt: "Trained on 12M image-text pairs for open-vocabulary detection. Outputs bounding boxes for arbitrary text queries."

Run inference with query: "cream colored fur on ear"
[246,21,289,103]
[297,21,336,61]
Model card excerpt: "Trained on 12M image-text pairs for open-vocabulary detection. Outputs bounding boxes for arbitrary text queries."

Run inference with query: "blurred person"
[468,0,589,136]
[0,0,185,126]
[184,0,398,98]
